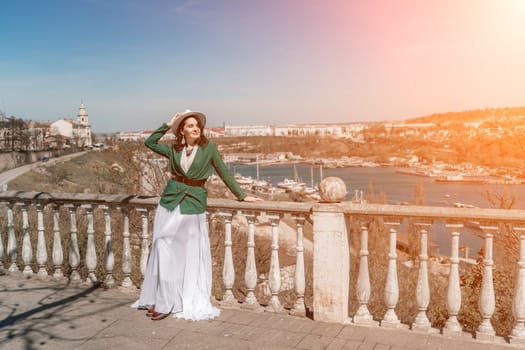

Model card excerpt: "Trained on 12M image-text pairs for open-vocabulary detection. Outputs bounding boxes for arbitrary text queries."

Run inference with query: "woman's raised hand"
[167,113,181,128]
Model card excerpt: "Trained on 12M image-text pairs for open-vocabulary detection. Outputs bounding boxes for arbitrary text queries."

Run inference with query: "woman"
[132,109,261,321]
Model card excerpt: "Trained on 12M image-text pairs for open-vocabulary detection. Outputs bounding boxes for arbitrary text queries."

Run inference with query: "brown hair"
[173,116,208,152]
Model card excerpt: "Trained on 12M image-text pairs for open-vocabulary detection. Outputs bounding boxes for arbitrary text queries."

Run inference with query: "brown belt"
[172,175,206,187]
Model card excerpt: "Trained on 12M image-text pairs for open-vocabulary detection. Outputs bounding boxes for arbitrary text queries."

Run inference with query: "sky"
[1,0,525,132]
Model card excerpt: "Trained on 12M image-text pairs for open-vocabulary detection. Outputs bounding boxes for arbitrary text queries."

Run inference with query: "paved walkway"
[1,274,523,350]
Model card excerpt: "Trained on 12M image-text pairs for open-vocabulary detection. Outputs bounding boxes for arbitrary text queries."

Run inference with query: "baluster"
[242,212,259,310]
[444,224,462,335]
[68,205,81,282]
[290,215,306,316]
[7,203,19,272]
[52,205,64,279]
[21,204,33,276]
[266,213,283,312]
[354,223,374,324]
[120,207,134,289]
[412,223,432,331]
[137,208,149,278]
[220,211,237,306]
[477,224,496,340]
[102,205,115,287]
[84,205,97,284]
[35,204,48,277]
[511,226,525,341]
[0,206,4,274]
[382,220,401,327]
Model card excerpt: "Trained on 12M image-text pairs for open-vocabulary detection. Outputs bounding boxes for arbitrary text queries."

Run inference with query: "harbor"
[227,162,525,209]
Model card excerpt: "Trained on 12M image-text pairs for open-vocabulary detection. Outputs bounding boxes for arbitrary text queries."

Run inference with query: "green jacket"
[145,123,246,214]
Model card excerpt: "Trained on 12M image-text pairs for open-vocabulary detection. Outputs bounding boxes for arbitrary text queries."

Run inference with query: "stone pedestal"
[312,177,349,323]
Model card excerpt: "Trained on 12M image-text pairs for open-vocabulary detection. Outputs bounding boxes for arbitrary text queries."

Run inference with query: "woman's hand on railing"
[243,196,262,202]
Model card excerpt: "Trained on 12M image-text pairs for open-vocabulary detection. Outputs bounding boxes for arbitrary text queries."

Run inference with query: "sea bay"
[233,163,525,209]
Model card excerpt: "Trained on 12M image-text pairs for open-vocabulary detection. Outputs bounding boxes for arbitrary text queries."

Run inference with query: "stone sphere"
[318,177,347,203]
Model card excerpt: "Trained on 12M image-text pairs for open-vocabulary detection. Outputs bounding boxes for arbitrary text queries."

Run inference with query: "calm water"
[232,164,525,256]
[233,163,525,209]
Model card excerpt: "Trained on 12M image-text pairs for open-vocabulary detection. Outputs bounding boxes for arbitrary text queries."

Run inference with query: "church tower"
[74,102,92,147]
[77,102,89,125]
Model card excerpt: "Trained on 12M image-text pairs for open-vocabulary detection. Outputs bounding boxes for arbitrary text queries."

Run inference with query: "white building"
[50,103,93,147]
[273,124,343,137]
[224,125,273,137]
[223,123,366,138]
[118,130,176,142]
[51,119,74,138]
[73,103,92,147]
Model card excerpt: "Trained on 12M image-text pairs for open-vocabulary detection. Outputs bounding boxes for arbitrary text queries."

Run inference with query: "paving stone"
[221,324,258,341]
[164,329,251,349]
[251,328,306,347]
[96,319,181,340]
[355,340,377,350]
[363,328,410,347]
[226,310,260,325]
[79,334,170,350]
[341,340,364,350]
[194,320,232,337]
[284,318,319,334]
[296,334,336,350]
[1,310,117,345]
[0,336,86,350]
[260,314,293,331]
[244,311,275,327]
[373,344,390,350]
[325,337,351,350]
[401,333,430,349]
[337,325,373,342]
[309,322,344,337]
[171,318,216,332]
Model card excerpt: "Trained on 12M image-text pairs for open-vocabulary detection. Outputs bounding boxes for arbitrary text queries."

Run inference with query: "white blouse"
[181,145,198,173]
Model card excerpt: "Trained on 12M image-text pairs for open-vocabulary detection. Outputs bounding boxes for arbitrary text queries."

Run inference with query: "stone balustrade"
[1,177,525,345]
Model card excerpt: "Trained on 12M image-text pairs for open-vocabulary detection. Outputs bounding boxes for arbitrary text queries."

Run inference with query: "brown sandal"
[145,306,155,317]
[150,311,170,321]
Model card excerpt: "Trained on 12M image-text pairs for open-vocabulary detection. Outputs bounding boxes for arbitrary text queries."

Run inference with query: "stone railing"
[337,201,525,342]
[1,177,525,345]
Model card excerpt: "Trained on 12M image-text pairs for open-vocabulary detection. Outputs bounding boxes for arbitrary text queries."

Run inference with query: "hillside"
[7,151,130,194]
[406,106,525,124]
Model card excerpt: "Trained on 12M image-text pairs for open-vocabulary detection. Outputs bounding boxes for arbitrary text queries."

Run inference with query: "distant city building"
[25,121,45,151]
[51,119,74,138]
[0,117,29,151]
[224,123,366,138]
[118,131,142,142]
[273,124,343,137]
[224,125,273,137]
[50,102,92,148]
[204,127,224,138]
[383,122,437,137]
[74,103,92,147]
[118,130,175,142]
[464,121,483,128]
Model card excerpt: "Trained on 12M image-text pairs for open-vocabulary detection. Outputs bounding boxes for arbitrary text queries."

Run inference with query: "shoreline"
[228,157,525,185]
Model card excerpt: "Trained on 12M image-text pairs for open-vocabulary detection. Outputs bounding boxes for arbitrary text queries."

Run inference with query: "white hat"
[172,109,207,132]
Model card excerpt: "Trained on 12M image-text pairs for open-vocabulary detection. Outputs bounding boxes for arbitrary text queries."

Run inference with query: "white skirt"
[131,205,220,320]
